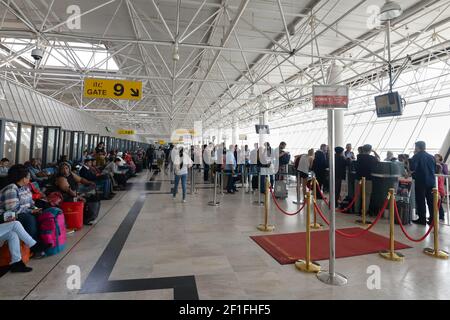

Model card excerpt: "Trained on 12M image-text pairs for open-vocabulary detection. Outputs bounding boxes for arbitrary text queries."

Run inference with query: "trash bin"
[369,161,403,217]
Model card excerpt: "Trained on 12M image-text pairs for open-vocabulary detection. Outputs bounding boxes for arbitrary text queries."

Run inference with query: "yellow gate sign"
[84,78,142,100]
[117,129,135,135]
[158,140,166,145]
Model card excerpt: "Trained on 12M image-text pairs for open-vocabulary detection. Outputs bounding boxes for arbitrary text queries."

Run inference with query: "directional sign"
[117,129,135,135]
[84,78,142,100]
[158,140,166,145]
[312,85,348,109]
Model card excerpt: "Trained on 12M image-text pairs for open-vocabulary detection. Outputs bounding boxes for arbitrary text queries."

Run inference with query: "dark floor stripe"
[88,276,198,300]
[80,194,147,288]
[80,191,198,299]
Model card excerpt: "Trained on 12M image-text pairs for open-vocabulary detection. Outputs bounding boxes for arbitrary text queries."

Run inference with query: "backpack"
[29,182,43,200]
[37,207,66,256]
[280,153,291,165]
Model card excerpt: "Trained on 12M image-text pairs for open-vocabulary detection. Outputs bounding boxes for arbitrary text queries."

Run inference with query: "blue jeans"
[173,174,187,200]
[96,177,111,198]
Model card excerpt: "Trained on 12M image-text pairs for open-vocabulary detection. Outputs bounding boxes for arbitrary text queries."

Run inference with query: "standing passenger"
[409,141,436,225]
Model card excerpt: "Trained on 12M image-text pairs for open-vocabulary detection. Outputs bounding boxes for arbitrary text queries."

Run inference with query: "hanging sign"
[84,78,142,100]
[239,134,248,140]
[158,140,166,145]
[312,85,349,109]
[117,129,135,135]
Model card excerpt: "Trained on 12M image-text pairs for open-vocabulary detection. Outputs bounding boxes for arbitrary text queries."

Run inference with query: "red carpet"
[250,228,412,264]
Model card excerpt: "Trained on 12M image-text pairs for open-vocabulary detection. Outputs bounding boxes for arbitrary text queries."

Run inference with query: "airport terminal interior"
[0,0,450,300]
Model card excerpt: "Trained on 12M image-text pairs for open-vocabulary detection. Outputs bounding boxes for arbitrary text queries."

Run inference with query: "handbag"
[47,191,63,207]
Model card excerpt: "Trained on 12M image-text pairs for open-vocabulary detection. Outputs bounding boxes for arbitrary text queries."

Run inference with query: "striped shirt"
[0,183,34,220]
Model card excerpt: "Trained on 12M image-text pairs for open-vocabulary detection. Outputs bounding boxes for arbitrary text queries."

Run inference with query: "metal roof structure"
[0,0,449,143]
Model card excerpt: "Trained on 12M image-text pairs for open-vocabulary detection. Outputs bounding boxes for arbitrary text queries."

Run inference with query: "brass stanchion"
[356,177,372,226]
[257,176,275,232]
[424,188,448,259]
[310,177,322,229]
[293,172,302,205]
[296,191,321,273]
[379,189,404,262]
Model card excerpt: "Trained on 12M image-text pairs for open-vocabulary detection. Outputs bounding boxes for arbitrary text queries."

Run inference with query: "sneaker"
[10,260,32,273]
[30,242,51,254]
[182,199,186,203]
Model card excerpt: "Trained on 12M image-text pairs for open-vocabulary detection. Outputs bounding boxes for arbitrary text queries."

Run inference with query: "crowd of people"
[146,140,448,227]
[0,142,144,273]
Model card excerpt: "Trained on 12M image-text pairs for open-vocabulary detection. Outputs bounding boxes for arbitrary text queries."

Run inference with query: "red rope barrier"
[315,181,361,214]
[393,200,434,242]
[269,188,306,216]
[313,197,389,238]
[337,183,361,213]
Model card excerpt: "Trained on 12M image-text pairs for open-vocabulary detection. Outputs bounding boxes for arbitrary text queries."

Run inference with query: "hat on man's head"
[117,152,123,157]
[84,157,94,162]
[335,146,344,153]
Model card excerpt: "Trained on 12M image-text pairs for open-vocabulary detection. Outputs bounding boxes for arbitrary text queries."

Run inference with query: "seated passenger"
[95,142,107,167]
[79,157,114,200]
[0,165,47,256]
[29,158,50,187]
[0,221,49,272]
[0,158,10,176]
[57,155,72,166]
[102,158,127,190]
[55,162,96,202]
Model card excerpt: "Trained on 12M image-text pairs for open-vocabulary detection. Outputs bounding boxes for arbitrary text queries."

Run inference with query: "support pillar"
[232,116,238,146]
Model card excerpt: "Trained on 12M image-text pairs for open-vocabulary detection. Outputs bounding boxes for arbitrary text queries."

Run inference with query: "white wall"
[0,77,145,142]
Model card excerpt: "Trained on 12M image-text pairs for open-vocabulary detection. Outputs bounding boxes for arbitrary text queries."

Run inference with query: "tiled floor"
[1,170,450,300]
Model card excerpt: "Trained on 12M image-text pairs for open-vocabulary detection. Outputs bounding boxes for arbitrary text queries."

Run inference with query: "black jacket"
[79,166,97,181]
[335,155,347,180]
[312,150,328,174]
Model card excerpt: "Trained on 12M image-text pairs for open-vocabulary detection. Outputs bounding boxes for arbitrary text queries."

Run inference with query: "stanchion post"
[257,175,275,232]
[293,172,302,205]
[208,172,220,206]
[253,172,263,206]
[424,188,449,259]
[379,189,404,261]
[220,171,224,195]
[296,191,321,273]
[310,178,322,229]
[356,177,372,226]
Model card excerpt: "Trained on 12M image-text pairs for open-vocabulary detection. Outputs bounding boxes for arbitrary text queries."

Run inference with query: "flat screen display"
[375,92,403,117]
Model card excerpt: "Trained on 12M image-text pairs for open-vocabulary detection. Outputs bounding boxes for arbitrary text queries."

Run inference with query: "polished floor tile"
[1,171,450,300]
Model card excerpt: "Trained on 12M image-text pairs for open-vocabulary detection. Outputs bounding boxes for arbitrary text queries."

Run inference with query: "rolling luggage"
[395,196,411,225]
[37,207,66,256]
[274,180,288,199]
[395,180,412,225]
[0,241,30,267]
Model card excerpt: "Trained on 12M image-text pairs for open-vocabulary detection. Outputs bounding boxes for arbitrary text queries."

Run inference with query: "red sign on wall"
[313,85,349,109]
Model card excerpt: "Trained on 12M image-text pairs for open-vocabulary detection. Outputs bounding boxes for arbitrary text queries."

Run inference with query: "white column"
[439,128,450,159]
[232,116,238,145]
[327,63,344,148]
[258,99,268,148]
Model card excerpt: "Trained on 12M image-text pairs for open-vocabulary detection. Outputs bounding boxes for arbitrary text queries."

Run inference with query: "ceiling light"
[379,1,402,21]
[172,42,180,61]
